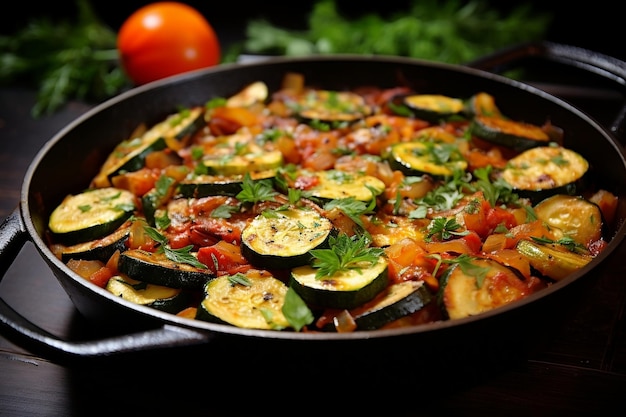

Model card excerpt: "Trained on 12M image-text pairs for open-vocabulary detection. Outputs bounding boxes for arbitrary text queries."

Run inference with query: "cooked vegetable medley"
[47,73,618,333]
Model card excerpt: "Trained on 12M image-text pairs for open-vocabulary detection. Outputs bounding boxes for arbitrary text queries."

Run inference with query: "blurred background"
[1,0,623,60]
[1,0,623,120]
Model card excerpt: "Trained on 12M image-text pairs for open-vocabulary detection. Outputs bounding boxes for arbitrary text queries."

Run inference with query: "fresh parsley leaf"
[282,287,315,331]
[236,173,277,204]
[310,233,385,279]
[426,217,469,241]
[143,226,207,269]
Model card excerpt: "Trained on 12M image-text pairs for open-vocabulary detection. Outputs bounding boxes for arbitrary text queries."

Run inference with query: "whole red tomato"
[117,2,221,85]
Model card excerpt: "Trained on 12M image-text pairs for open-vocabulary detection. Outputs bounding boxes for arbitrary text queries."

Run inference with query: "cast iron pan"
[1,41,626,364]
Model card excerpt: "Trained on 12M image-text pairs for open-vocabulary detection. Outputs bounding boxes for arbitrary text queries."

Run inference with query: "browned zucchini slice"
[294,89,372,124]
[516,239,593,281]
[48,187,136,246]
[441,257,532,319]
[402,94,465,122]
[195,270,292,330]
[471,115,550,151]
[500,145,589,203]
[534,194,603,247]
[241,207,335,269]
[388,141,468,178]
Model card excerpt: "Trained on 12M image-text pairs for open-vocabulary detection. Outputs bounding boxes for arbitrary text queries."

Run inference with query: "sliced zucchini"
[414,126,459,143]
[178,170,277,198]
[142,175,179,227]
[441,257,531,320]
[300,169,386,202]
[195,270,291,330]
[464,92,502,118]
[471,115,550,151]
[201,134,283,176]
[516,239,593,281]
[534,194,603,246]
[49,187,136,245]
[93,107,205,186]
[60,222,130,263]
[500,145,589,202]
[241,207,335,269]
[388,141,468,178]
[226,81,269,108]
[118,249,213,290]
[324,280,432,331]
[401,94,465,122]
[290,256,389,310]
[106,274,190,314]
[294,89,372,124]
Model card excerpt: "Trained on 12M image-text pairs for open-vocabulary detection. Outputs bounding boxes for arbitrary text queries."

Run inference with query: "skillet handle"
[466,41,626,141]
[0,207,211,360]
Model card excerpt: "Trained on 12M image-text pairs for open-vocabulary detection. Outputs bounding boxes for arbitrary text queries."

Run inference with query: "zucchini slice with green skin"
[500,145,589,203]
[299,169,386,202]
[60,222,130,263]
[470,115,550,151]
[401,94,465,122]
[323,280,432,331]
[225,81,269,108]
[178,170,277,198]
[534,194,603,246]
[201,141,283,176]
[49,187,136,245]
[441,257,533,320]
[290,257,389,310]
[118,249,213,290]
[106,274,191,314]
[142,175,179,227]
[388,141,468,178]
[94,107,205,185]
[516,239,593,281]
[464,92,502,118]
[294,89,373,124]
[195,270,291,330]
[241,208,335,269]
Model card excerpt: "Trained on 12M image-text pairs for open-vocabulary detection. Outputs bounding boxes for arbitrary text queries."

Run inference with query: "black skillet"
[1,41,625,365]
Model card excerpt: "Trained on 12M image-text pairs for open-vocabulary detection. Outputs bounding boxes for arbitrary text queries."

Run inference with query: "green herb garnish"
[143,226,207,269]
[310,233,385,279]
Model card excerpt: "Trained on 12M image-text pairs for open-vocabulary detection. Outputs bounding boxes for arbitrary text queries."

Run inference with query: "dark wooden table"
[1,77,626,416]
